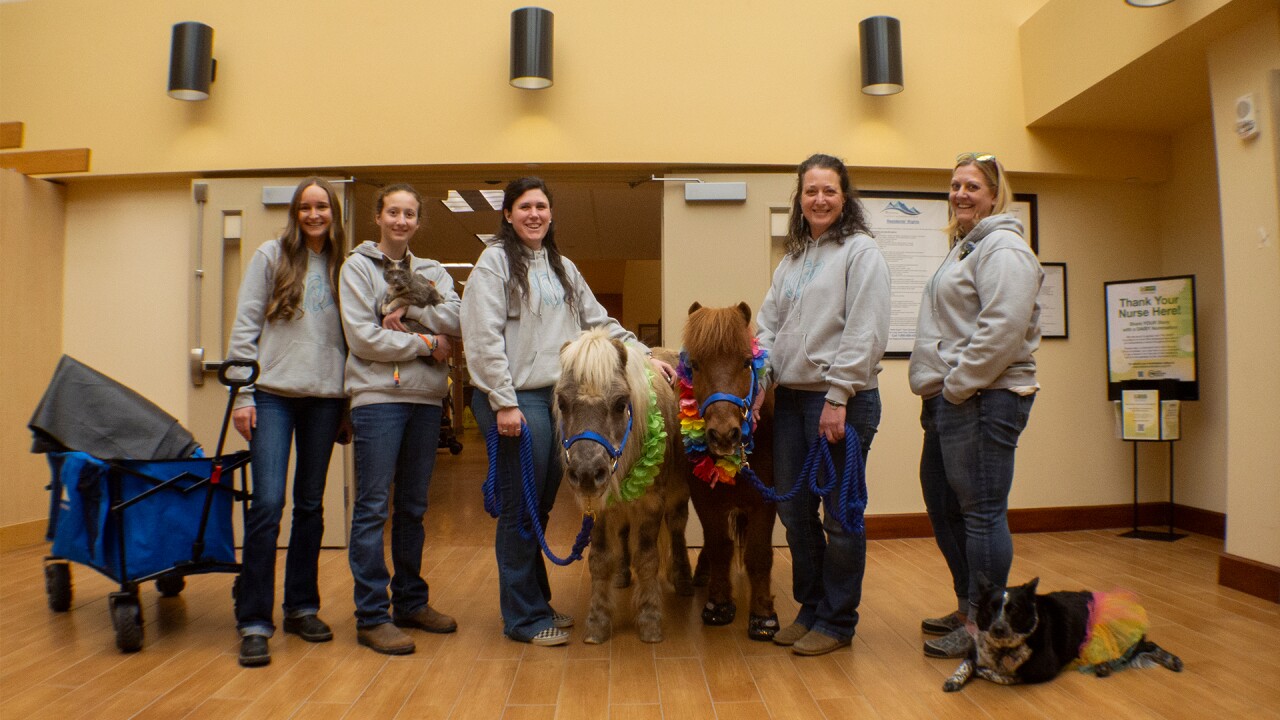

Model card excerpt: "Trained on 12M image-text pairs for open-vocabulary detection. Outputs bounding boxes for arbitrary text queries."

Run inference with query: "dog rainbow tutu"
[1073,590,1150,672]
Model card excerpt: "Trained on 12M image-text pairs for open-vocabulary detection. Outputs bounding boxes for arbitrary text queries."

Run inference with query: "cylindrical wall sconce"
[168,21,216,101]
[1125,0,1175,6]
[859,16,903,96]
[510,7,553,89]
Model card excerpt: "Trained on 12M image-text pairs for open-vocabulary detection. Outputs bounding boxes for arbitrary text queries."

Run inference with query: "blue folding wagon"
[31,356,258,652]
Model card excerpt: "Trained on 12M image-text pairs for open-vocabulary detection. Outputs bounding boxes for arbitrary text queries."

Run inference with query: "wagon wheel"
[44,560,72,612]
[156,574,186,597]
[109,594,143,653]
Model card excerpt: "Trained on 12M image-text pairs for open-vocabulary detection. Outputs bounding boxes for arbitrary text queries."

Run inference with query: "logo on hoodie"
[533,270,564,308]
[781,259,823,300]
[304,271,335,312]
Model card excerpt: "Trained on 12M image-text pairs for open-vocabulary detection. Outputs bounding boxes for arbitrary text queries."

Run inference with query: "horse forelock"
[557,328,656,486]
[683,306,753,361]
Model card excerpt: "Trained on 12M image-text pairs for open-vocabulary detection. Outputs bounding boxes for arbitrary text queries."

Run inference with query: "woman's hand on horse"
[497,406,526,437]
[751,388,765,424]
[650,357,676,386]
[232,406,256,442]
[819,403,846,443]
[382,306,408,331]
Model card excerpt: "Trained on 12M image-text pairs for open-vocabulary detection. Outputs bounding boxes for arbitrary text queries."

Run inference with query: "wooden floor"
[3,427,1278,720]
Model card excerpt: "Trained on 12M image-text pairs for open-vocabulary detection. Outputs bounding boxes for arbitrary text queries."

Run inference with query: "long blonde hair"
[946,153,1013,243]
[265,177,346,322]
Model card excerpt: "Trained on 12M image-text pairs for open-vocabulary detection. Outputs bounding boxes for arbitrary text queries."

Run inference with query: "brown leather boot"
[393,604,458,634]
[357,622,415,655]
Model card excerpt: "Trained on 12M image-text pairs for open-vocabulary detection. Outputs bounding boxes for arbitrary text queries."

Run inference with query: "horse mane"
[683,305,753,359]
[557,328,654,489]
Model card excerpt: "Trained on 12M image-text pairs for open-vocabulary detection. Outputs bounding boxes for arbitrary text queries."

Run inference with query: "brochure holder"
[1118,380,1185,542]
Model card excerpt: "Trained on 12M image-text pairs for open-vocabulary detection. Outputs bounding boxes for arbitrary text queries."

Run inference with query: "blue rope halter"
[740,426,869,536]
[560,404,633,473]
[482,423,594,566]
[682,350,759,445]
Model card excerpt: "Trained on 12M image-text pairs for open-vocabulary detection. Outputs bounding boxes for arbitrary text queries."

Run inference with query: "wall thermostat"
[1235,93,1259,140]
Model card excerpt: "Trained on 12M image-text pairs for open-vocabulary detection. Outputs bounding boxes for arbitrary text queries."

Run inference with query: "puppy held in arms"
[381,257,444,362]
[943,576,1182,692]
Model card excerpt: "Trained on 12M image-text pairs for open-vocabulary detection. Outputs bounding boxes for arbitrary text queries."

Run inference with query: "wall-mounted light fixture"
[859,16,903,96]
[1125,0,1175,6]
[168,22,216,100]
[510,7,553,89]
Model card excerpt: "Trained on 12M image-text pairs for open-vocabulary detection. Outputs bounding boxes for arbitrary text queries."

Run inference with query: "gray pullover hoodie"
[227,239,346,410]
[461,243,642,411]
[908,214,1042,403]
[339,241,461,409]
[757,231,891,405]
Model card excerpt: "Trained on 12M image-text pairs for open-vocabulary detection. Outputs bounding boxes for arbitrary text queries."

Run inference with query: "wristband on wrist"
[417,333,437,354]
[824,398,844,408]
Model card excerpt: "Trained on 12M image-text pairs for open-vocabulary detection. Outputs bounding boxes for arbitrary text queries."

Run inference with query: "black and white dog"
[943,577,1182,692]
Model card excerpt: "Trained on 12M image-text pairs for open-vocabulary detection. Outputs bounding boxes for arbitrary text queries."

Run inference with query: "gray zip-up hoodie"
[227,239,346,410]
[757,231,891,405]
[461,243,642,411]
[339,241,461,409]
[908,214,1042,403]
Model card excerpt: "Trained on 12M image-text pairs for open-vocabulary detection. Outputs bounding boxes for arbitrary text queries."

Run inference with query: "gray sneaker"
[921,612,965,636]
[923,626,973,658]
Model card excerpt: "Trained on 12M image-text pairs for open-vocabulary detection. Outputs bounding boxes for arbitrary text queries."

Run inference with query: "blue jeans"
[348,402,442,628]
[919,390,1034,612]
[472,388,561,642]
[236,391,343,637]
[773,387,880,642]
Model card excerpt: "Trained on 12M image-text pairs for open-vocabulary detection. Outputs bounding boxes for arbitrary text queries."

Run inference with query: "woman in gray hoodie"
[461,177,673,648]
[757,154,891,657]
[227,177,349,667]
[909,153,1042,660]
[340,184,461,656]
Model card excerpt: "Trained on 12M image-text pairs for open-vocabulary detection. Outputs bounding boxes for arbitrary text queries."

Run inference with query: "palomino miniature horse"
[680,302,779,640]
[555,329,693,643]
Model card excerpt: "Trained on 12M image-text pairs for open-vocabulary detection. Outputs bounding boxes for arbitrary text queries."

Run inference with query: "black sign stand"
[1118,380,1186,542]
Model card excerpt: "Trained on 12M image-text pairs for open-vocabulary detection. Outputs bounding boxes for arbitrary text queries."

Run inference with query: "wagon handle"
[217,359,259,389]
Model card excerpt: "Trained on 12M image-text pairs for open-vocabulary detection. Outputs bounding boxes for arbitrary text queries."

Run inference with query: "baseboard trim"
[0,519,47,552]
[1219,553,1280,603]
[864,502,1225,541]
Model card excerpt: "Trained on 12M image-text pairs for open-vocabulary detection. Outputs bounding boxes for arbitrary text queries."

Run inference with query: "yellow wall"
[0,171,65,542]
[62,178,194,421]
[1,0,1172,182]
[1208,10,1280,567]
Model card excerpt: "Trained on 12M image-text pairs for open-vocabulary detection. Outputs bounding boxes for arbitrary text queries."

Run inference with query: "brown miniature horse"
[555,329,694,643]
[680,302,779,641]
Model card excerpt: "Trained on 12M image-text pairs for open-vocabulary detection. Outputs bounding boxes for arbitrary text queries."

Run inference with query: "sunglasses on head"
[957,152,997,164]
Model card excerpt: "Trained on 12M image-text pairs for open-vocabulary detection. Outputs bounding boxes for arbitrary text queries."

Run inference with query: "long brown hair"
[265,177,346,321]
[496,177,577,311]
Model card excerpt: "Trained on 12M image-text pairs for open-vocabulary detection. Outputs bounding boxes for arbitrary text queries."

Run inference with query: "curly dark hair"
[785,153,872,257]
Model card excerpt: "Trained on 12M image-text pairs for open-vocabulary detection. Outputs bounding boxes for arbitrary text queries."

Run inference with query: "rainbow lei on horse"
[677,339,768,487]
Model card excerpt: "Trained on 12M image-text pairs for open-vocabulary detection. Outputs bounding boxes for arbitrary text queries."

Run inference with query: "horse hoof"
[671,574,694,596]
[640,629,663,643]
[583,634,607,645]
[701,600,736,626]
[613,571,632,589]
[746,613,779,641]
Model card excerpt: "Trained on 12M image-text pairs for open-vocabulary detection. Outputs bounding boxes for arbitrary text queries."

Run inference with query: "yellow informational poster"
[1105,276,1197,396]
[1122,389,1160,441]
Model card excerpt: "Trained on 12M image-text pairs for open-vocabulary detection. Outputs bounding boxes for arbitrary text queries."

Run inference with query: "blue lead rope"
[741,424,868,536]
[482,424,593,566]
